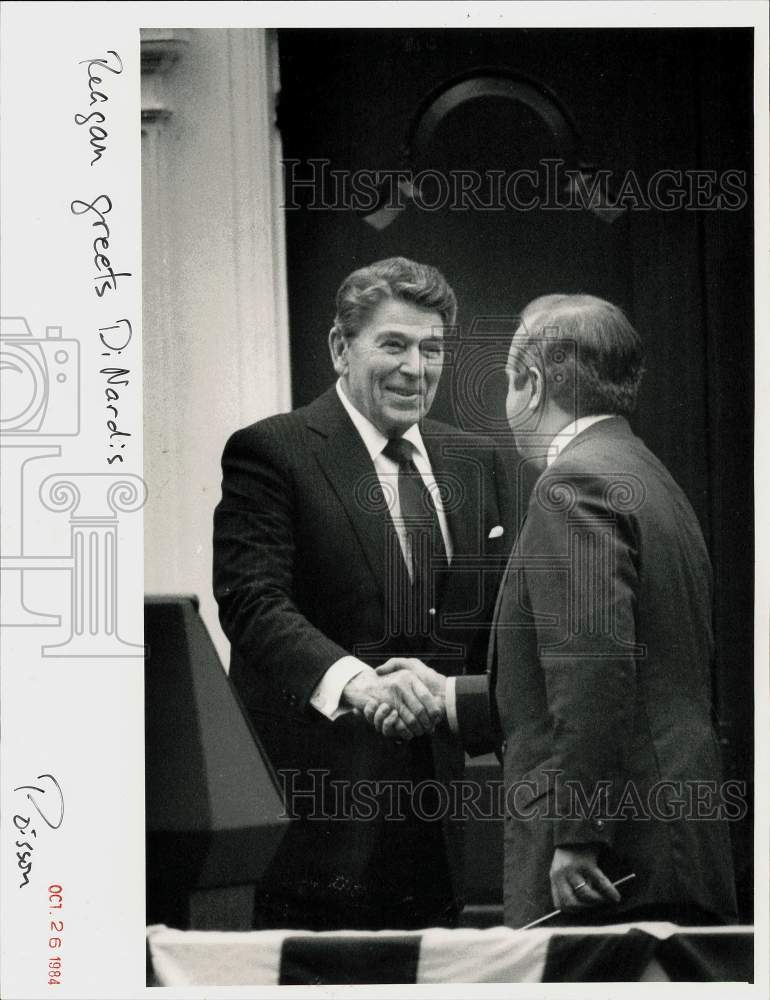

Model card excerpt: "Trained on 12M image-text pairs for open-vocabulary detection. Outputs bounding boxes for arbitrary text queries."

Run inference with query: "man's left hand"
[549,845,622,912]
[375,657,447,700]
[366,658,447,739]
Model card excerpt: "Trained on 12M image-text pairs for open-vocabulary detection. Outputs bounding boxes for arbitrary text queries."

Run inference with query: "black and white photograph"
[1,2,768,996]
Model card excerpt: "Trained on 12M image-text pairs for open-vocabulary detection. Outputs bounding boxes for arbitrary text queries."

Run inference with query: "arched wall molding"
[360,67,623,229]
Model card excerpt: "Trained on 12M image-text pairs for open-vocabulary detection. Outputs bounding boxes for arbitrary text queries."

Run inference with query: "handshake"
[341,659,447,740]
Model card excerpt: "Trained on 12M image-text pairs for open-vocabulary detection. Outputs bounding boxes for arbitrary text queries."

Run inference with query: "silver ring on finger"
[573,881,588,892]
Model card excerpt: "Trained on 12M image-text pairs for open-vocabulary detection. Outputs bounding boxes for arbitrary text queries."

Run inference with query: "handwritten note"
[69,51,135,465]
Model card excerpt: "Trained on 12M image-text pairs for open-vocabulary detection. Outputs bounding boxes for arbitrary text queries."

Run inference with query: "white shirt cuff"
[445,676,459,734]
[310,656,374,720]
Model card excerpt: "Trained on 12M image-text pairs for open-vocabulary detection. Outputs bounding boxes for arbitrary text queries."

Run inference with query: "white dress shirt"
[444,413,613,734]
[309,380,453,720]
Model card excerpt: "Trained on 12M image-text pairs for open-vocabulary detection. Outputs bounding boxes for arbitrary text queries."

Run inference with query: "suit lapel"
[420,427,476,567]
[306,394,491,615]
[487,534,521,677]
[489,419,632,676]
[305,388,395,604]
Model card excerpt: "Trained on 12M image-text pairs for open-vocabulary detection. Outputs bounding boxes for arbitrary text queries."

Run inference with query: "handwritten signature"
[12,774,63,888]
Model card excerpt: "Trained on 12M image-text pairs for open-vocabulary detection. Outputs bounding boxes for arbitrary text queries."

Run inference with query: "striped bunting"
[280,934,420,984]
[146,922,752,986]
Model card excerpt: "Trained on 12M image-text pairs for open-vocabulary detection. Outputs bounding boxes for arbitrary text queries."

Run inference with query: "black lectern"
[145,595,288,929]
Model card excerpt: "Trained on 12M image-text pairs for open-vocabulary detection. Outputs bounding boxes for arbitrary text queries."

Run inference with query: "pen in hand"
[519,873,637,930]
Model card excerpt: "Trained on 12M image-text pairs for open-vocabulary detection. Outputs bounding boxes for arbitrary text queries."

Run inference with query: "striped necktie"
[383,436,448,625]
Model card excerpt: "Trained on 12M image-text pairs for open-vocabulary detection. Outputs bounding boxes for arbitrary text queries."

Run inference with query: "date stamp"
[47,884,64,986]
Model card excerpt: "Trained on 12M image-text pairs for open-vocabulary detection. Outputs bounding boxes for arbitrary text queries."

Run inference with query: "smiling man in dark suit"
[380,293,738,928]
[213,257,512,930]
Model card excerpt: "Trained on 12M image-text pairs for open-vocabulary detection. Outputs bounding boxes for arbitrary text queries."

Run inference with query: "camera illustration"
[444,316,518,435]
[0,317,80,435]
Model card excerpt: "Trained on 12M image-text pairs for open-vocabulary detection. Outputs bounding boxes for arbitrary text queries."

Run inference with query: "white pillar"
[140,29,290,666]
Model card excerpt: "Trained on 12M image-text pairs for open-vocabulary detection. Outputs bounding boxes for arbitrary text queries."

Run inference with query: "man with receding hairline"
[384,293,738,927]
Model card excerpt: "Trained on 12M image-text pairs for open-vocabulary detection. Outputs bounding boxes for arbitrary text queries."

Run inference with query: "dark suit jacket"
[213,386,513,917]
[455,417,738,927]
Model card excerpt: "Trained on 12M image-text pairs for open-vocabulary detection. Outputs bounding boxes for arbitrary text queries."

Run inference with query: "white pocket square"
[488,525,504,539]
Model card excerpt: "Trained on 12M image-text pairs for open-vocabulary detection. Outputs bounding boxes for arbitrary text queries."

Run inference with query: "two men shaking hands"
[343,655,446,741]
[214,257,737,931]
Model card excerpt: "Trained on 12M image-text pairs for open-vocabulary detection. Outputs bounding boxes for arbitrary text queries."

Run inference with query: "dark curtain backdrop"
[276,28,754,916]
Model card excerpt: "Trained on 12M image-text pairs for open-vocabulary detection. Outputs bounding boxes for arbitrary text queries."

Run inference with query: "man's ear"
[328,326,348,376]
[527,366,544,410]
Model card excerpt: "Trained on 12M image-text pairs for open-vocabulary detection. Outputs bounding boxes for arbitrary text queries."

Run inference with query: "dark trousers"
[545,902,733,928]
[253,892,459,932]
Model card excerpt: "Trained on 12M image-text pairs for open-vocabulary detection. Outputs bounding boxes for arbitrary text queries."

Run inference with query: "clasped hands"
[341,658,446,740]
